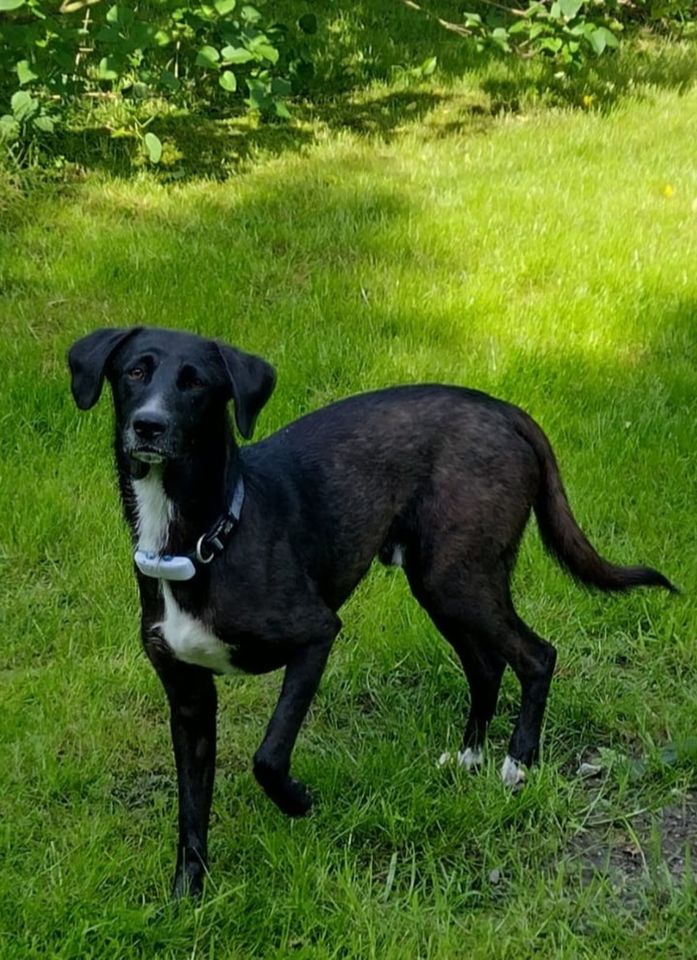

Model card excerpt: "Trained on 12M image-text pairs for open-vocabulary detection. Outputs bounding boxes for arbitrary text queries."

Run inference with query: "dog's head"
[68,327,276,465]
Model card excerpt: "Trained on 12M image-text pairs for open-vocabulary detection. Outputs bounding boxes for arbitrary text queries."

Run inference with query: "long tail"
[510,407,678,593]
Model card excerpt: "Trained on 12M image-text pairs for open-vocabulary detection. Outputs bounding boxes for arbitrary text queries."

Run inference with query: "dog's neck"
[118,421,240,555]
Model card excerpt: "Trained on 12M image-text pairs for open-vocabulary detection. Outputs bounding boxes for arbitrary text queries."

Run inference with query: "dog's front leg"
[253,635,335,817]
[159,662,217,899]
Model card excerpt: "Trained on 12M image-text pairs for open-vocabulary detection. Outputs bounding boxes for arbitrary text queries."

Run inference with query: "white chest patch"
[133,469,236,675]
[158,583,236,675]
[133,468,173,554]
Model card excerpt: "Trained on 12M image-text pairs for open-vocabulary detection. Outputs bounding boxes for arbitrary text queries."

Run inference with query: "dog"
[67,326,676,897]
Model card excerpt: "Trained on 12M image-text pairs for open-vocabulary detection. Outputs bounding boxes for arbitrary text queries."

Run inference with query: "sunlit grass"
[1,55,696,960]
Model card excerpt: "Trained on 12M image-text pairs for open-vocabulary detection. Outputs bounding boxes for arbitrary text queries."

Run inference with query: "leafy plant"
[0,0,294,163]
[437,0,623,70]
[0,88,55,165]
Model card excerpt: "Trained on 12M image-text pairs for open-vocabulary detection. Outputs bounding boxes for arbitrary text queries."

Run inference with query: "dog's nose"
[133,415,167,442]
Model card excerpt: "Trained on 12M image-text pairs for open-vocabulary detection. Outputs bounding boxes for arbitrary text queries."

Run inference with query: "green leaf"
[0,114,20,142]
[246,78,270,110]
[105,3,132,26]
[0,0,26,9]
[96,26,120,44]
[159,69,180,91]
[130,82,150,100]
[241,4,262,23]
[588,26,618,54]
[298,13,317,34]
[254,42,279,64]
[33,114,54,134]
[11,90,38,122]
[559,0,583,17]
[144,132,162,164]
[16,60,38,86]
[219,69,237,91]
[215,0,236,12]
[589,28,605,54]
[420,56,437,76]
[196,45,220,67]
[274,100,291,119]
[270,76,291,97]
[97,57,120,81]
[221,45,254,63]
[491,27,511,52]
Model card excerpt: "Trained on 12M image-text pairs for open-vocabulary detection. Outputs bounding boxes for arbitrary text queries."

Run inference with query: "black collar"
[134,475,245,581]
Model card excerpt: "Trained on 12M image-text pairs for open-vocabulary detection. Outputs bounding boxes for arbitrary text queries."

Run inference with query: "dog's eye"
[179,367,206,390]
[128,366,146,382]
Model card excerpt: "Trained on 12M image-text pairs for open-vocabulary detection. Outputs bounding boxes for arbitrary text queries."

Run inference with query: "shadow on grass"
[28,0,697,181]
[52,90,456,181]
[481,39,697,114]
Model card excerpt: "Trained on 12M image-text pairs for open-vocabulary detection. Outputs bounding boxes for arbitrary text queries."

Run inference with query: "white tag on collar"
[134,550,197,581]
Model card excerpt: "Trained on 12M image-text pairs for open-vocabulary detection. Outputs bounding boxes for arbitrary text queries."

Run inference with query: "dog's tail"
[510,407,678,594]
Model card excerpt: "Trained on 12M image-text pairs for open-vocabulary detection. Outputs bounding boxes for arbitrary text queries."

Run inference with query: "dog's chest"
[159,583,236,674]
[133,471,237,675]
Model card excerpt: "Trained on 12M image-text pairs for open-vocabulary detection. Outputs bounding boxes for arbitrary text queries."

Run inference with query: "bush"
[0,0,694,166]
[0,0,303,161]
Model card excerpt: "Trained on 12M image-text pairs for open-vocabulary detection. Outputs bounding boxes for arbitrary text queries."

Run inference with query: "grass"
[1,22,697,960]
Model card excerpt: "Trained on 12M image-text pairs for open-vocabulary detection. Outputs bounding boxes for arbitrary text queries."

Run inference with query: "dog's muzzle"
[131,449,166,464]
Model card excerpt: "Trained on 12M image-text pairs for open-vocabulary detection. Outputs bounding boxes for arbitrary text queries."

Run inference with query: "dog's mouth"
[131,448,166,465]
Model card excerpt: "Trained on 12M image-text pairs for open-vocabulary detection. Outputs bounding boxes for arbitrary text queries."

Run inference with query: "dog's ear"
[68,327,142,410]
[215,342,276,439]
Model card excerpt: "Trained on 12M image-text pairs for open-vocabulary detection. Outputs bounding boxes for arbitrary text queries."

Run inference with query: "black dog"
[68,326,676,897]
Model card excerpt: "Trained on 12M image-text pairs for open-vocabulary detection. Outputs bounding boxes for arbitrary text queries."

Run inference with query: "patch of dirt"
[565,792,697,900]
[111,768,173,808]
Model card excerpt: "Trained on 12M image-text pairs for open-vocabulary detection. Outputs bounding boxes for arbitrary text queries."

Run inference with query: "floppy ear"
[215,342,276,439]
[68,327,142,410]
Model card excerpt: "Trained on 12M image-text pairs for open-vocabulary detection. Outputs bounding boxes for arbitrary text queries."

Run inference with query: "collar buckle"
[195,534,217,565]
[135,475,245,581]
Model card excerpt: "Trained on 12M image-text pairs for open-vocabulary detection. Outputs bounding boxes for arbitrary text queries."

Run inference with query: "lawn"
[1,18,696,959]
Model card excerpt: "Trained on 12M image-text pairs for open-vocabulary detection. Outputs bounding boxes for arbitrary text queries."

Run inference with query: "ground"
[1,20,696,960]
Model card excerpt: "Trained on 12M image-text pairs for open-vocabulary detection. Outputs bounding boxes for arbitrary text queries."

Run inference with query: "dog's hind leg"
[495,616,557,786]
[449,635,506,770]
[253,629,338,817]
[407,562,556,786]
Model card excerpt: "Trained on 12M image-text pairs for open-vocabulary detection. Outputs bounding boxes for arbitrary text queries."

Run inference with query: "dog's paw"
[457,747,483,771]
[501,755,526,789]
[254,758,313,817]
[277,776,314,817]
[437,747,484,770]
[171,864,205,900]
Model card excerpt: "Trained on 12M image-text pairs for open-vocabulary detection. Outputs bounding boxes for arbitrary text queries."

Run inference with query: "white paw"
[457,747,483,770]
[501,755,526,788]
[437,751,452,768]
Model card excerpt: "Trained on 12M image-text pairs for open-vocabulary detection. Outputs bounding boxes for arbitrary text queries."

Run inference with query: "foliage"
[0,0,309,161]
[0,0,695,166]
[413,0,693,71]
[463,0,621,68]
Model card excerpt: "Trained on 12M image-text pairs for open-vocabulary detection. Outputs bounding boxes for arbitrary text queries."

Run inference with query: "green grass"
[1,35,697,960]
